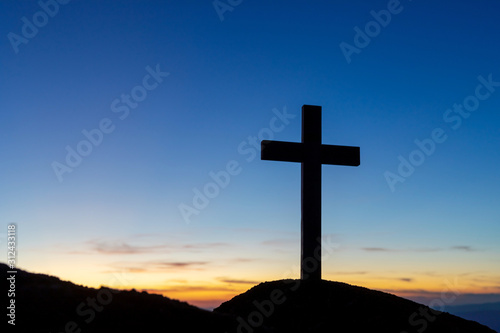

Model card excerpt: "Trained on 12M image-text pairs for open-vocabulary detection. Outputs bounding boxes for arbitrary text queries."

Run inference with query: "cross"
[261,105,360,281]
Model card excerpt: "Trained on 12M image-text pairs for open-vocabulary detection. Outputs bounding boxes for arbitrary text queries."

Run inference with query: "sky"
[1,0,500,310]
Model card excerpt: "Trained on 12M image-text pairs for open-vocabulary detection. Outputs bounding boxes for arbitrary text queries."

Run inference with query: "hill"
[2,264,234,332]
[215,279,498,333]
[3,264,497,332]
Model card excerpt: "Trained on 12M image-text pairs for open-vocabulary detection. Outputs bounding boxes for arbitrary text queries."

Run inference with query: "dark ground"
[3,264,497,333]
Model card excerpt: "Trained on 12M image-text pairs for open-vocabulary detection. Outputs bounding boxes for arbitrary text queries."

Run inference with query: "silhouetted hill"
[215,279,498,333]
[3,264,496,332]
[2,264,235,332]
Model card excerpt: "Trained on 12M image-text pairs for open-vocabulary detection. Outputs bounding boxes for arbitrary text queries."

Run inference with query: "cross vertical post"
[261,105,360,281]
[301,106,322,280]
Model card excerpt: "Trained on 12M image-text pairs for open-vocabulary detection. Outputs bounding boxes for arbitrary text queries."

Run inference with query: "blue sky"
[1,0,500,308]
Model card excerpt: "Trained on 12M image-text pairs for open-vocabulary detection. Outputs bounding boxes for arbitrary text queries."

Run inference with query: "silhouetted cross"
[261,105,360,281]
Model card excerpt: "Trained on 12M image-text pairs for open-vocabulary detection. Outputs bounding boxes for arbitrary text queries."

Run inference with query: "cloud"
[230,258,257,263]
[383,288,434,295]
[362,247,397,252]
[142,285,238,294]
[450,245,476,252]
[217,277,260,285]
[361,247,442,253]
[355,275,413,283]
[154,261,209,269]
[116,267,149,273]
[88,239,171,254]
[182,242,229,249]
[86,238,230,255]
[331,271,368,275]
[398,277,414,283]
[180,242,231,254]
[106,260,210,274]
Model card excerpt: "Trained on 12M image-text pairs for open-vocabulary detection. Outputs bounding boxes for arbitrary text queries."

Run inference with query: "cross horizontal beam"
[261,140,360,166]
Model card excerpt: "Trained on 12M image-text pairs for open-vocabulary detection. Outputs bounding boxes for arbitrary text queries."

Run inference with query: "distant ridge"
[444,302,500,333]
[3,264,496,332]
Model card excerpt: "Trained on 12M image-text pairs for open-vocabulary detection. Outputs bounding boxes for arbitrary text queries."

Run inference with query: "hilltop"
[216,279,498,332]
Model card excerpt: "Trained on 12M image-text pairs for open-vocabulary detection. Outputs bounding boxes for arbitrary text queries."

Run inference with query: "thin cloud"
[363,276,414,283]
[86,238,230,255]
[361,247,441,253]
[182,242,229,249]
[143,285,238,293]
[116,267,148,273]
[362,247,397,252]
[88,239,170,254]
[451,245,476,252]
[107,261,210,273]
[154,261,209,269]
[398,278,414,283]
[381,288,435,297]
[230,258,257,263]
[331,271,368,275]
[217,277,260,285]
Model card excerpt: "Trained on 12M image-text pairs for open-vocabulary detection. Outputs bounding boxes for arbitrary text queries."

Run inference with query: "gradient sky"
[1,0,500,309]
